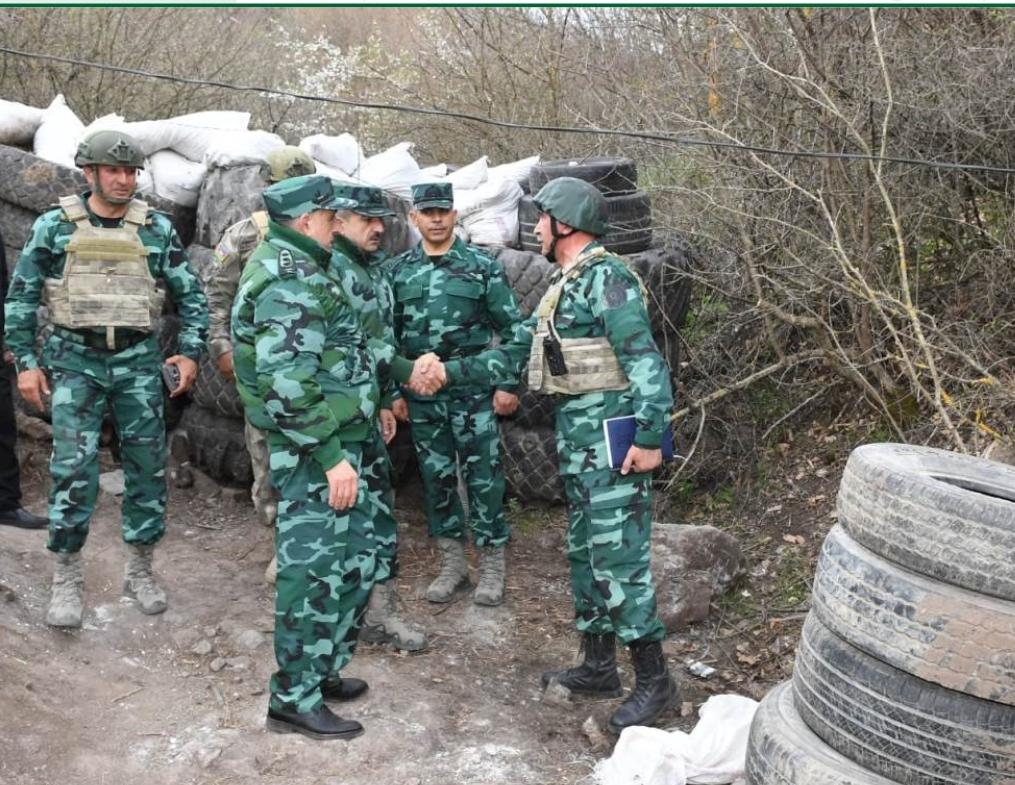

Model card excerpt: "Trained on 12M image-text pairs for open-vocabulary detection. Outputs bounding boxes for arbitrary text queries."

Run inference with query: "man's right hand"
[391,398,409,422]
[216,350,235,380]
[325,459,359,511]
[17,368,49,413]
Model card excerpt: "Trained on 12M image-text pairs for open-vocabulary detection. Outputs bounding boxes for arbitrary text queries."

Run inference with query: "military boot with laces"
[608,639,678,733]
[541,632,623,697]
[425,537,471,603]
[123,543,168,615]
[360,580,427,651]
[473,545,506,606]
[46,551,84,628]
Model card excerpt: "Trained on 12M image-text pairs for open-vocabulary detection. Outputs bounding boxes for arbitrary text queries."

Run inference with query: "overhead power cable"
[4,45,1015,176]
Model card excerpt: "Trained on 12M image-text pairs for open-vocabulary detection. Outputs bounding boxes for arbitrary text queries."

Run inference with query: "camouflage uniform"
[388,235,521,548]
[447,240,671,643]
[231,176,413,715]
[5,193,208,555]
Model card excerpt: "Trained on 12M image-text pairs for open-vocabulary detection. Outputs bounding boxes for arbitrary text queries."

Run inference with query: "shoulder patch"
[277,249,296,278]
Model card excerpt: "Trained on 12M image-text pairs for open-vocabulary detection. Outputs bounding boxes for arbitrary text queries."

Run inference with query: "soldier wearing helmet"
[431,175,678,734]
[4,128,209,628]
[204,145,316,576]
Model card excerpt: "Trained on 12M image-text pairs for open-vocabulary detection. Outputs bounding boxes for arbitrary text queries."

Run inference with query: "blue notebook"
[603,415,677,470]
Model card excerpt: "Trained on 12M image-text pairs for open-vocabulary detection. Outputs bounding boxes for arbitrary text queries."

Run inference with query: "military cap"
[411,181,454,210]
[262,175,355,221]
[74,129,145,169]
[533,176,609,237]
[332,184,396,217]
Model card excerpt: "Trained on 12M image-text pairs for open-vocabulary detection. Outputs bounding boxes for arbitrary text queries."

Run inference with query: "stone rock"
[540,680,572,707]
[210,657,227,672]
[228,629,264,652]
[191,639,214,656]
[225,656,251,670]
[98,469,125,496]
[581,715,611,750]
[651,523,746,631]
[171,627,202,650]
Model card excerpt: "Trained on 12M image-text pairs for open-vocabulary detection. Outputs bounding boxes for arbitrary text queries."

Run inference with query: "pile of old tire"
[489,238,692,503]
[519,156,651,256]
[746,442,1015,785]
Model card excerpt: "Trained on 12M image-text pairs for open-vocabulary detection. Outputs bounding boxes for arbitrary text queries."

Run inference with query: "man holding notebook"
[426,176,678,734]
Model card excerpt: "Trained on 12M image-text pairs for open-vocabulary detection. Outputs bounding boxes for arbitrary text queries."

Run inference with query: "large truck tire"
[499,420,564,504]
[194,165,264,249]
[494,246,554,318]
[528,156,638,196]
[0,200,40,256]
[178,404,252,486]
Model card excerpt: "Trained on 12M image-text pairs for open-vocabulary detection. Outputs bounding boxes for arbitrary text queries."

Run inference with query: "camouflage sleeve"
[595,263,673,448]
[366,336,414,390]
[377,269,402,408]
[484,257,525,394]
[4,214,57,372]
[444,314,535,389]
[252,278,347,471]
[206,219,257,360]
[152,215,208,361]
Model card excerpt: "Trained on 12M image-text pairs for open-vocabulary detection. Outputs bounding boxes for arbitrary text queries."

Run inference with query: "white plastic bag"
[121,110,250,159]
[445,156,489,190]
[419,163,448,178]
[594,694,759,785]
[488,154,540,186]
[32,94,85,169]
[203,129,285,169]
[359,142,423,199]
[0,99,45,146]
[148,149,206,207]
[299,133,363,176]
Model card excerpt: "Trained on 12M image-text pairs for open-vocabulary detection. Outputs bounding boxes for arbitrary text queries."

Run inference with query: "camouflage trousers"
[243,419,277,517]
[44,334,166,554]
[267,436,378,714]
[563,468,665,644]
[408,391,509,547]
[361,427,399,584]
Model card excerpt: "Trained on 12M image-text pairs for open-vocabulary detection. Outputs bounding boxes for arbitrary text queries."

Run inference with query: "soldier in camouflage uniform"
[388,182,522,607]
[4,129,208,628]
[438,177,678,733]
[231,175,437,740]
[328,184,426,652]
[205,146,316,583]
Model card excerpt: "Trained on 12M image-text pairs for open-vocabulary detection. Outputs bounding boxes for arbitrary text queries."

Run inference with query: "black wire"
[5,45,1015,176]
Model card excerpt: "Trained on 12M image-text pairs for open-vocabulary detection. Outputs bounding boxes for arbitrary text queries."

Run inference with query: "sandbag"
[445,156,488,190]
[32,94,84,169]
[457,178,523,247]
[148,149,206,207]
[299,133,363,176]
[420,163,448,178]
[359,142,423,199]
[202,129,285,169]
[0,99,45,146]
[488,155,540,187]
[117,110,250,159]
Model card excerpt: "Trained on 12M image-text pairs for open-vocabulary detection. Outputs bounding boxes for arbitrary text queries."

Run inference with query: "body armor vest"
[527,246,643,396]
[44,195,164,349]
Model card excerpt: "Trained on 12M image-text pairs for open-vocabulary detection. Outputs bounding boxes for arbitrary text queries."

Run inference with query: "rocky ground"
[0,418,844,785]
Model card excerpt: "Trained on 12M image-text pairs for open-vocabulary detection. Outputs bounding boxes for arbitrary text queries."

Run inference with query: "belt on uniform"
[53,327,151,352]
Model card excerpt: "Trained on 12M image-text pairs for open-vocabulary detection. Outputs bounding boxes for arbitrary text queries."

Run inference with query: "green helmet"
[260,146,316,183]
[74,129,145,169]
[532,176,608,236]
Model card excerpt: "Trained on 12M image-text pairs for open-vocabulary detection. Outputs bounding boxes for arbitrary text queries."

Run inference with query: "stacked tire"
[489,156,692,503]
[746,443,1015,785]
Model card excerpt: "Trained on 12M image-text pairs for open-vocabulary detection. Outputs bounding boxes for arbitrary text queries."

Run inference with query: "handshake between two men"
[406,353,447,396]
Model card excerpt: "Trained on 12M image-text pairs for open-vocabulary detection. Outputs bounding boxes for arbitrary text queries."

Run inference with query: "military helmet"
[532,176,608,237]
[74,129,145,169]
[260,146,317,183]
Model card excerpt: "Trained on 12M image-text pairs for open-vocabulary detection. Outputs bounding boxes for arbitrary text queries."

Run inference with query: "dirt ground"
[0,423,841,785]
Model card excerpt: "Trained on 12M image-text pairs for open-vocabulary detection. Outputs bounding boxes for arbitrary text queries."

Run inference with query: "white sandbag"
[148,149,206,208]
[299,133,363,176]
[461,210,517,248]
[488,155,540,186]
[359,142,423,199]
[313,159,359,184]
[457,177,523,247]
[594,694,759,785]
[118,110,250,159]
[0,99,45,146]
[135,165,155,195]
[202,129,285,169]
[420,163,448,178]
[32,94,85,169]
[81,112,128,136]
[445,156,488,190]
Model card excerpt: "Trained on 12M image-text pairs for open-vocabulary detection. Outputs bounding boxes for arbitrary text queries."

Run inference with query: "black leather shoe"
[321,676,369,702]
[0,507,48,530]
[266,704,364,741]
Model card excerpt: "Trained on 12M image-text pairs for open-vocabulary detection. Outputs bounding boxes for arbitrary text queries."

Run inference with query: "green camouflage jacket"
[387,236,522,399]
[327,234,400,408]
[5,191,208,371]
[446,242,673,474]
[230,220,412,468]
[206,213,265,361]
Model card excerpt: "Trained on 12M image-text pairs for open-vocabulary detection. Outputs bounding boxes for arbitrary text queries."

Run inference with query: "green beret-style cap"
[262,175,354,220]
